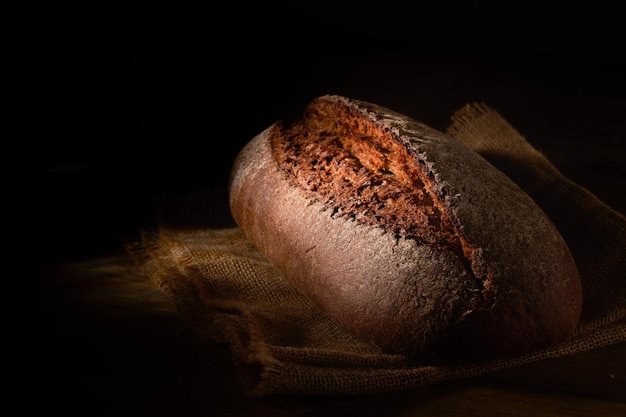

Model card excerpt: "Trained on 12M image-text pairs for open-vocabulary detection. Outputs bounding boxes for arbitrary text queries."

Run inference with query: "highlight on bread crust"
[228,95,583,363]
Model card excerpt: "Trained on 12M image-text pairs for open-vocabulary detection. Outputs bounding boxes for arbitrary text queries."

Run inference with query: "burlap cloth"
[129,103,626,397]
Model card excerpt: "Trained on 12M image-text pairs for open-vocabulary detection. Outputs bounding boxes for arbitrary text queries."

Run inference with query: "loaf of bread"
[228,95,583,362]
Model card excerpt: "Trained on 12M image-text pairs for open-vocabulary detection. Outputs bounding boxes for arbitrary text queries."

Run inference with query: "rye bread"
[228,95,582,362]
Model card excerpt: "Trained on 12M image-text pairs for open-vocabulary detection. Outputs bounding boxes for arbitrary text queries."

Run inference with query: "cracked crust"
[228,95,583,362]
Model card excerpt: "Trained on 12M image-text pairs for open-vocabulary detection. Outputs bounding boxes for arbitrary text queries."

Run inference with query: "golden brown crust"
[228,95,583,362]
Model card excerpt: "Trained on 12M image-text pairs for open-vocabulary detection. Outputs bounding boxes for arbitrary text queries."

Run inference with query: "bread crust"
[228,95,582,362]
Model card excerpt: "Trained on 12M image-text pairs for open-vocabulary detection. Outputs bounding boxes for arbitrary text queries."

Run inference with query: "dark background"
[29,2,626,257]
[27,4,623,251]
[15,2,626,300]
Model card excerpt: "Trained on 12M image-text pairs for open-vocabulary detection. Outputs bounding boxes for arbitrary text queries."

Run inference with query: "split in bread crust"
[272,105,466,257]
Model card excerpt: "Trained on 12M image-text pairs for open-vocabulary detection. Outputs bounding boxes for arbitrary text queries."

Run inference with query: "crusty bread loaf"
[228,95,583,363]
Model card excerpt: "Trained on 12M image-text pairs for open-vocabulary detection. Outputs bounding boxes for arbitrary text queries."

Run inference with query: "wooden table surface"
[11,4,626,416]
